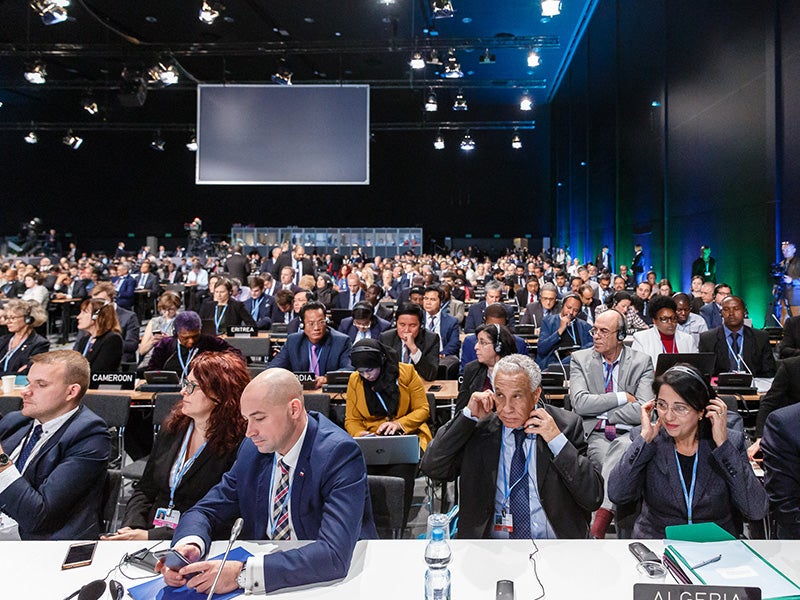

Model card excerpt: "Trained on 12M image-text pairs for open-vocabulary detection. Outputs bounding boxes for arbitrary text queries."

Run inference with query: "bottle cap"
[431,528,444,541]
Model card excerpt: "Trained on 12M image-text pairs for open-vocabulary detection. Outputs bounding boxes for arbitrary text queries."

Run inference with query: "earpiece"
[92,301,111,321]
[616,313,627,341]
[494,323,502,354]
[23,303,34,325]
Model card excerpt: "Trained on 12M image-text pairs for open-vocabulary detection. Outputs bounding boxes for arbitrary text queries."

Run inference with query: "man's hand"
[400,332,418,355]
[625,392,638,404]
[314,375,327,389]
[181,559,244,595]
[157,544,202,587]
[747,438,762,462]
[557,314,571,334]
[524,407,560,443]
[467,390,494,420]
[100,527,147,541]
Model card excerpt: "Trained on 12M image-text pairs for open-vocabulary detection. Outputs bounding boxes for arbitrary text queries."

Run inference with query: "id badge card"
[153,507,180,529]
[493,511,513,537]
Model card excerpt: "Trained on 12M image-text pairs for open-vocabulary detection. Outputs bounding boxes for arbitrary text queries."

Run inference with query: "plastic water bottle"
[424,527,451,600]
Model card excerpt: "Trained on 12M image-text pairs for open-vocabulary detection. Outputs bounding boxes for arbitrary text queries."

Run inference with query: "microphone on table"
[62,580,106,600]
[205,517,245,600]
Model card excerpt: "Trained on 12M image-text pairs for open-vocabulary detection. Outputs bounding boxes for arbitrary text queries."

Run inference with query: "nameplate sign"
[293,372,317,390]
[228,326,256,337]
[633,584,761,600]
[90,372,136,390]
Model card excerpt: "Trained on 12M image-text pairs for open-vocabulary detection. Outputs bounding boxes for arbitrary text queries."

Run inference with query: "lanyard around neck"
[674,448,699,524]
[500,431,533,510]
[169,421,207,510]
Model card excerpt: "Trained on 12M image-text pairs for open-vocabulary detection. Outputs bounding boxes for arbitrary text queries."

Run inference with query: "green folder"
[665,522,736,542]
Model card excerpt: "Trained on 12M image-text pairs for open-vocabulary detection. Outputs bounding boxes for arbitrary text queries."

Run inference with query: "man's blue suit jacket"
[173,411,378,593]
[243,296,274,330]
[0,406,110,540]
[269,329,353,374]
[535,314,593,369]
[700,302,722,329]
[114,275,136,309]
[338,316,391,342]
[463,301,515,333]
[430,312,460,356]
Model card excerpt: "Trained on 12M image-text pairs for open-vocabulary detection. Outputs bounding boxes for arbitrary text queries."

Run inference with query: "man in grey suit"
[569,309,654,538]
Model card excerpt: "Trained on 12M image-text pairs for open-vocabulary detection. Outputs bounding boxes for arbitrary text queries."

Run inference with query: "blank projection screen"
[196,84,369,185]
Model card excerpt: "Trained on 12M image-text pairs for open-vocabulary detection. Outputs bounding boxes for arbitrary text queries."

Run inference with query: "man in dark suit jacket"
[335,273,365,309]
[273,245,315,284]
[464,281,515,333]
[224,245,250,283]
[761,402,800,539]
[380,302,440,381]
[422,285,460,378]
[778,315,800,358]
[134,261,160,295]
[698,296,776,377]
[515,278,539,309]
[113,263,136,310]
[746,355,800,461]
[161,368,377,594]
[699,282,731,329]
[269,302,353,389]
[421,354,603,539]
[535,295,593,370]
[243,277,274,330]
[577,283,600,325]
[0,269,26,299]
[338,302,390,343]
[0,350,110,540]
[595,246,612,272]
[520,283,561,328]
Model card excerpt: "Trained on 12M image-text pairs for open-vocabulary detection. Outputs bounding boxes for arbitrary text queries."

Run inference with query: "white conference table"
[2,539,799,599]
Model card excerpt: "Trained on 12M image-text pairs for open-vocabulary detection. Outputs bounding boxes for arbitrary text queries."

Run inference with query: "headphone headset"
[615,313,627,342]
[493,323,502,354]
[350,343,385,365]
[92,300,111,321]
[664,364,713,401]
[23,303,34,325]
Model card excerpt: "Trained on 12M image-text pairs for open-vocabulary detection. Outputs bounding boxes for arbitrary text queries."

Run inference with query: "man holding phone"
[421,354,602,539]
[0,350,111,540]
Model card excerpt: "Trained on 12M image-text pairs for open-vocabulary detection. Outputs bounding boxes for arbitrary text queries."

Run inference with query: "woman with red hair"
[104,351,249,540]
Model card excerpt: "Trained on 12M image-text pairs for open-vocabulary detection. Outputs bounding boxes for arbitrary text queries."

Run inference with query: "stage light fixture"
[541,0,561,21]
[62,130,83,149]
[199,1,223,24]
[150,132,165,151]
[433,132,445,150]
[186,134,198,151]
[409,52,425,70]
[119,67,148,107]
[442,50,463,79]
[527,49,541,68]
[24,62,47,85]
[520,92,533,111]
[426,50,442,66]
[24,131,39,144]
[82,96,99,115]
[148,62,179,86]
[424,90,438,112]
[511,133,522,149]
[452,90,468,111]
[460,131,475,151]
[271,65,293,85]
[30,0,69,26]
[432,0,454,18]
[478,49,496,64]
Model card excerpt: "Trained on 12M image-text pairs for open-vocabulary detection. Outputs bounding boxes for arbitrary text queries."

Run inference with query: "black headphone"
[665,364,713,401]
[23,303,34,325]
[615,313,627,341]
[350,343,385,366]
[493,323,502,354]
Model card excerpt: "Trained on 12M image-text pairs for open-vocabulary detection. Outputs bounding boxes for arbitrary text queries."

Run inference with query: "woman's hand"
[706,398,728,447]
[376,421,404,436]
[101,527,148,541]
[640,399,661,444]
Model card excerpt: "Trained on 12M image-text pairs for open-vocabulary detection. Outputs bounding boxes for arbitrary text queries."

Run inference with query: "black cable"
[528,540,546,600]
[114,539,168,581]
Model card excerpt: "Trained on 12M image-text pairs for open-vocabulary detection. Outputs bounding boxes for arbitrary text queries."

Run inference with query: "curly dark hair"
[165,351,249,456]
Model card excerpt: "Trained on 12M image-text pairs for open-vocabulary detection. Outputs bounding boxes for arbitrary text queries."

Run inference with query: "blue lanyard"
[674,448,699,524]
[267,455,293,539]
[725,336,742,371]
[177,346,197,379]
[2,335,28,371]
[214,304,228,333]
[82,336,95,357]
[162,317,175,335]
[374,390,389,414]
[168,422,206,511]
[566,322,577,345]
[251,297,262,318]
[499,432,533,512]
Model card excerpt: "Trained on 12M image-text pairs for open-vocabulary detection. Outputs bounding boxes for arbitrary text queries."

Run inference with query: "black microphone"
[554,349,568,383]
[205,517,245,600]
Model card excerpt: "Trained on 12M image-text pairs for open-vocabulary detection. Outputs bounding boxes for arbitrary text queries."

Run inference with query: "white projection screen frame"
[196,84,369,185]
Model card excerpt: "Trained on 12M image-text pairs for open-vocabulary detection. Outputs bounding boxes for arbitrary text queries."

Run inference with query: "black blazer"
[380,328,440,381]
[73,330,123,373]
[199,299,257,332]
[755,355,800,437]
[698,326,776,377]
[778,315,800,359]
[121,424,241,539]
[0,332,50,376]
[455,360,490,413]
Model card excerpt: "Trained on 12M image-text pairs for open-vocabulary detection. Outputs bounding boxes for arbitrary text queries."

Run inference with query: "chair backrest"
[0,396,23,418]
[82,394,131,429]
[304,394,331,419]
[368,474,405,537]
[153,392,183,429]
[426,392,437,430]
[248,364,268,379]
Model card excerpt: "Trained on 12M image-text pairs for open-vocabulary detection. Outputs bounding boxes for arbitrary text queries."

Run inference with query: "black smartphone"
[163,549,193,570]
[496,580,515,600]
[152,327,162,335]
[428,384,442,392]
[62,541,98,570]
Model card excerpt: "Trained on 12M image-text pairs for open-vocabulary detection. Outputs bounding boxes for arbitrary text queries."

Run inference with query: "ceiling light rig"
[452,90,468,111]
[82,95,99,115]
[519,92,533,111]
[150,131,165,151]
[460,131,475,151]
[186,134,198,151]
[478,49,496,64]
[409,52,425,70]
[527,49,541,68]
[424,89,438,112]
[30,0,69,26]
[426,50,442,66]
[540,0,562,22]
[119,67,148,107]
[433,131,445,150]
[432,0,454,18]
[62,130,83,150]
[147,62,179,86]
[24,131,39,144]
[24,62,47,85]
[442,50,463,79]
[199,1,224,24]
[511,132,522,149]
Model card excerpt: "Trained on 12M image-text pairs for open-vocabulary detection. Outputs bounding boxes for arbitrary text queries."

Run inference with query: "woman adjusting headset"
[74,298,123,373]
[0,299,50,376]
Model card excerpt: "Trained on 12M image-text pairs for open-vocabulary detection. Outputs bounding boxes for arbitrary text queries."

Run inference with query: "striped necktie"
[271,459,291,540]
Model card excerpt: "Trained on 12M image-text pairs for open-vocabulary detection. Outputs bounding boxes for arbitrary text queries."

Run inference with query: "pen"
[691,554,722,569]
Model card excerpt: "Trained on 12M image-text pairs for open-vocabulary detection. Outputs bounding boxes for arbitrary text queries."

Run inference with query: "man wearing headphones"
[380,302,440,381]
[699,282,732,329]
[268,301,353,390]
[338,301,391,343]
[569,309,655,538]
[534,293,593,370]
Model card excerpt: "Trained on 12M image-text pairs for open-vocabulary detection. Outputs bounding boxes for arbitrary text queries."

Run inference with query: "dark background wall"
[550,0,797,325]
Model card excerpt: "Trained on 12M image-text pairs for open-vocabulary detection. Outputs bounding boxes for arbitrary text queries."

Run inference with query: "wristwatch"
[236,562,248,590]
[0,453,11,467]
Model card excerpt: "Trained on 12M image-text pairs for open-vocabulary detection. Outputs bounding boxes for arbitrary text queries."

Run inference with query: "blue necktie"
[509,429,531,539]
[16,424,43,471]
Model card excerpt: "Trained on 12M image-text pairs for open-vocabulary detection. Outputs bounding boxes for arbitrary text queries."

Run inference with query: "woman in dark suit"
[315,273,339,309]
[198,278,257,334]
[608,364,768,538]
[104,351,249,540]
[0,299,50,376]
[455,323,517,412]
[73,298,123,373]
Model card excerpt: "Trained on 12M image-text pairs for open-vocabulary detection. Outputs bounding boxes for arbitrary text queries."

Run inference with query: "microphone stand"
[205,517,244,600]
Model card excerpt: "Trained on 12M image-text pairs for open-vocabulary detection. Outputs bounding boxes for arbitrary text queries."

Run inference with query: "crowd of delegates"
[0,239,799,595]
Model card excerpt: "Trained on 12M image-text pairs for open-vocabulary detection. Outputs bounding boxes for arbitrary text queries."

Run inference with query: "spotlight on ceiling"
[199,0,224,24]
[432,0,454,18]
[527,49,541,68]
[433,132,445,150]
[442,50,463,79]
[62,130,83,150]
[24,131,39,144]
[540,0,562,21]
[460,131,475,151]
[271,65,293,85]
[186,134,198,151]
[519,92,533,111]
[478,49,496,64]
[424,89,438,112]
[150,132,166,151]
[24,62,47,85]
[452,90,468,111]
[426,50,442,66]
[82,96,99,115]
[148,62,179,86]
[511,133,522,150]
[409,52,425,70]
[119,67,148,107]
[30,0,69,26]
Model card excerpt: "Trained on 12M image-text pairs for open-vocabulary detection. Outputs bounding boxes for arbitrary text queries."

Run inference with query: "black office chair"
[368,475,406,539]
[0,396,22,418]
[121,392,182,483]
[304,394,331,419]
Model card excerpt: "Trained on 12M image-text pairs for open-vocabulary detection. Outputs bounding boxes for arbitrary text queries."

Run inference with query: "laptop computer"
[654,353,716,378]
[355,435,420,465]
[136,370,182,392]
